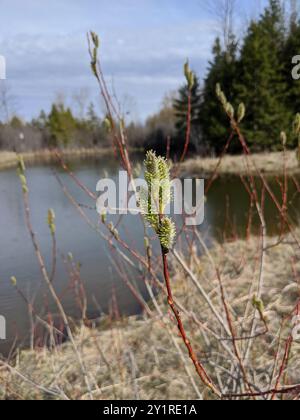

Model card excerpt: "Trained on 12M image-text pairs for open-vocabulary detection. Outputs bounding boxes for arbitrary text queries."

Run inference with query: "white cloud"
[0,1,218,120]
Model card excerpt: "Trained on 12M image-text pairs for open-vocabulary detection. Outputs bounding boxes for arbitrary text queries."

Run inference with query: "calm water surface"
[0,156,299,355]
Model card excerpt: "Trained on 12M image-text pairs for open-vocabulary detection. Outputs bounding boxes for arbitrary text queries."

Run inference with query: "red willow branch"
[161,251,222,398]
[216,268,255,397]
[205,130,235,194]
[49,222,57,284]
[224,384,300,400]
[179,90,192,164]
[87,33,133,178]
[109,252,153,318]
[232,121,300,250]
[214,91,298,397]
[54,151,97,200]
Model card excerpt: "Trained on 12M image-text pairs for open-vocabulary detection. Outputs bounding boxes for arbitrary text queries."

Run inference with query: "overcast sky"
[0,0,268,121]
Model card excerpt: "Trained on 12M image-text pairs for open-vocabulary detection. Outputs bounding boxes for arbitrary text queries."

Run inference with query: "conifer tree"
[234,0,291,150]
[199,36,239,154]
[47,104,77,147]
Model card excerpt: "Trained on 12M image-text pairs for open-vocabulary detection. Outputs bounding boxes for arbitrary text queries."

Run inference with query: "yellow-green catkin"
[216,83,235,120]
[103,116,113,133]
[139,151,176,253]
[184,60,194,91]
[252,295,265,314]
[17,155,28,193]
[47,209,56,235]
[158,217,176,254]
[280,131,287,148]
[108,222,119,241]
[237,103,246,123]
[10,276,17,287]
[90,31,100,77]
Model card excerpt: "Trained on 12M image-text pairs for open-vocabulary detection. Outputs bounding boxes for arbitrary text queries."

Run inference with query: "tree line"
[1,0,300,156]
[175,0,300,155]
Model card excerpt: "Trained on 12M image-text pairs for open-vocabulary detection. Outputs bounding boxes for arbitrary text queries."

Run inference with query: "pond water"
[0,155,299,355]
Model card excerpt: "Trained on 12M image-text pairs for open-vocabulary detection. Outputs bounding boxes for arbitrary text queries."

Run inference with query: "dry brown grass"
[1,233,299,400]
[2,149,299,176]
[181,150,299,177]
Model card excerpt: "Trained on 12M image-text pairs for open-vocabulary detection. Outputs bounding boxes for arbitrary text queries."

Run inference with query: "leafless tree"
[54,91,67,108]
[0,82,16,123]
[72,87,90,120]
[205,0,237,50]
[289,0,299,29]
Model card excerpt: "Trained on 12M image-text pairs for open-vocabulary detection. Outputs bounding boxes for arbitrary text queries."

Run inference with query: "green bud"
[90,31,100,49]
[91,60,98,74]
[93,47,97,62]
[47,209,56,235]
[120,118,126,132]
[112,228,119,241]
[107,223,119,240]
[21,184,28,193]
[10,276,17,287]
[103,117,113,133]
[216,84,229,110]
[17,155,26,173]
[16,155,28,192]
[144,237,150,248]
[184,61,189,78]
[225,103,235,119]
[184,60,194,90]
[280,131,287,147]
[237,103,246,123]
[18,173,28,193]
[18,173,27,186]
[252,295,265,313]
[101,211,107,224]
[216,83,222,98]
[147,246,152,259]
[144,236,152,258]
[47,209,55,226]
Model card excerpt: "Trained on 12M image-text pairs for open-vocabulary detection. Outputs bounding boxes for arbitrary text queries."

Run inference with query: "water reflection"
[0,156,299,355]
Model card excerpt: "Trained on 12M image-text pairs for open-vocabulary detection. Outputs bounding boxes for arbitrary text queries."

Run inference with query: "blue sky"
[0,0,268,121]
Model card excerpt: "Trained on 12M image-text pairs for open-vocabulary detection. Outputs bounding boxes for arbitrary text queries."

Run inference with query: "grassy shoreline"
[0,149,299,175]
[180,150,300,176]
[0,148,113,171]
